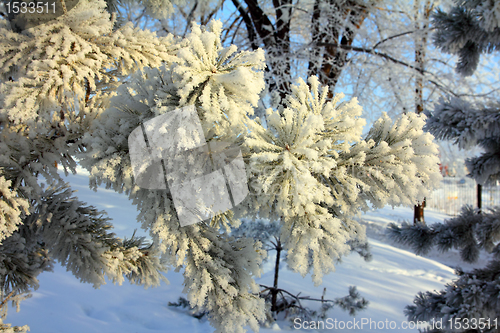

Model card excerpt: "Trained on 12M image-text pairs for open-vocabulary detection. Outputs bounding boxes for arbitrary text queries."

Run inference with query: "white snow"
[6,171,484,332]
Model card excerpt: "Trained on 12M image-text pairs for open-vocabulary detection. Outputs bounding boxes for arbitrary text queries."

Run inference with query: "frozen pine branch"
[245,76,440,285]
[387,205,500,263]
[0,177,28,244]
[182,226,266,333]
[80,20,270,332]
[425,89,500,186]
[0,0,178,128]
[427,1,500,186]
[432,1,500,76]
[334,286,370,317]
[425,97,500,150]
[465,144,500,185]
[405,260,500,333]
[232,218,370,321]
[339,112,442,214]
[258,284,368,323]
[0,1,182,328]
[0,183,167,330]
[0,184,168,291]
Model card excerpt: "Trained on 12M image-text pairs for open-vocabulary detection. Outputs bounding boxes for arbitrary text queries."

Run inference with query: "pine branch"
[466,144,500,185]
[0,183,168,294]
[0,291,15,309]
[387,205,500,263]
[259,284,368,317]
[425,97,500,149]
[432,4,500,76]
[373,29,433,49]
[405,259,500,328]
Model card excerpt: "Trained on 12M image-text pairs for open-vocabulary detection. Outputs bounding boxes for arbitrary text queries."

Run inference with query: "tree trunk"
[310,0,371,97]
[243,0,372,102]
[413,0,433,225]
[414,198,425,224]
[270,239,281,314]
[243,0,292,100]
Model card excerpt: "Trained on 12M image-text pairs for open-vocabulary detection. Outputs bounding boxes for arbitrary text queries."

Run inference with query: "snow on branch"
[246,76,440,285]
[405,259,500,329]
[432,3,500,76]
[388,205,500,263]
[0,0,177,125]
[426,96,500,184]
[17,184,167,288]
[425,97,500,149]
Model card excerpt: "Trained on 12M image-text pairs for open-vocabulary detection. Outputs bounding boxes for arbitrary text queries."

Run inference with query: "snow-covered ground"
[6,170,486,332]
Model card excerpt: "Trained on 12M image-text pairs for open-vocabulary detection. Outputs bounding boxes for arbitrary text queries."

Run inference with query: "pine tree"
[0,0,178,330]
[388,1,500,331]
[80,17,441,331]
[0,0,443,331]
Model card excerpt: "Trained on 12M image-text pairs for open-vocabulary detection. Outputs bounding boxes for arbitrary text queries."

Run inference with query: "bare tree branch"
[372,29,433,49]
[231,0,259,49]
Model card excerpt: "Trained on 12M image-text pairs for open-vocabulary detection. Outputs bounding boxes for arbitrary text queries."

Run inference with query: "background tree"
[153,1,498,111]
[388,1,500,331]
